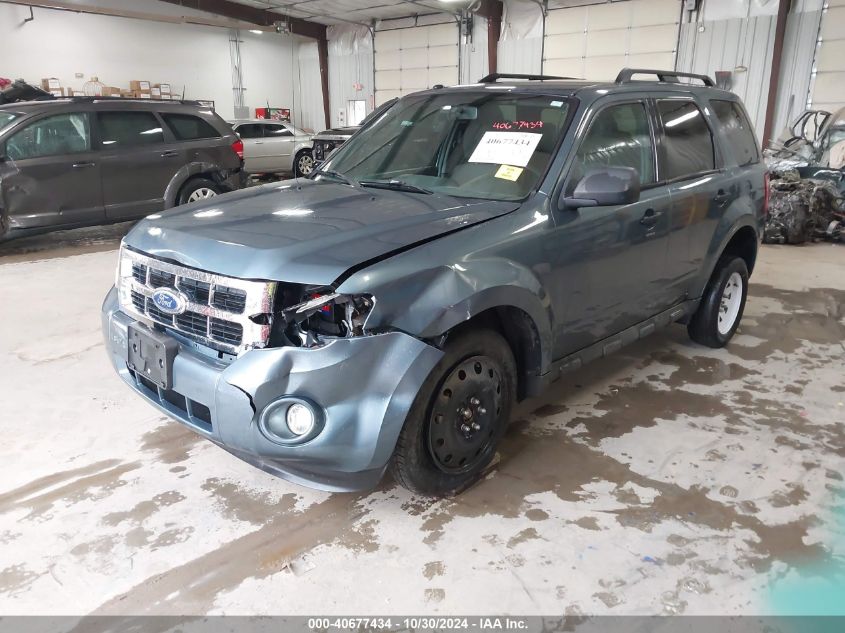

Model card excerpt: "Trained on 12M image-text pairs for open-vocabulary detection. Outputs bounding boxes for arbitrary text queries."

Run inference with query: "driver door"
[543,99,674,359]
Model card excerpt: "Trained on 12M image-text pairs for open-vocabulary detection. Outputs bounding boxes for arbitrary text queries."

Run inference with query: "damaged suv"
[102,69,767,495]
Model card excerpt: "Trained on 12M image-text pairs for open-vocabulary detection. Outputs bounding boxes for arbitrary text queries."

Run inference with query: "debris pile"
[764,169,844,244]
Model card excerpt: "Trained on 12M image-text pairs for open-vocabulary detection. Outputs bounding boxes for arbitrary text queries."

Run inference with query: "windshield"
[321,92,572,201]
[0,111,21,130]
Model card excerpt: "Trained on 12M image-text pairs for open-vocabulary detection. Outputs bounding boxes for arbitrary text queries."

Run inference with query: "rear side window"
[162,113,220,141]
[235,124,264,139]
[98,111,164,147]
[710,100,759,165]
[264,124,292,137]
[656,100,715,180]
[6,113,90,160]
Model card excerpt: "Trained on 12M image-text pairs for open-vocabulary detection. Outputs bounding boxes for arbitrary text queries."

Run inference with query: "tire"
[294,150,314,177]
[390,329,517,497]
[177,178,221,205]
[687,256,749,348]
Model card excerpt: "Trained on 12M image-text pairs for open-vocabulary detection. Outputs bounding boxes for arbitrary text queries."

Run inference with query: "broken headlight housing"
[278,291,375,348]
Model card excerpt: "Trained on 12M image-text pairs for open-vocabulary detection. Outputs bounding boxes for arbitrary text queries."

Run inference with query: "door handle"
[160,150,179,158]
[639,208,660,227]
[714,189,732,204]
[72,161,95,168]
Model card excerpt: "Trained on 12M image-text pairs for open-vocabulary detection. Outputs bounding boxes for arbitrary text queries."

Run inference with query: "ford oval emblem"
[151,288,187,315]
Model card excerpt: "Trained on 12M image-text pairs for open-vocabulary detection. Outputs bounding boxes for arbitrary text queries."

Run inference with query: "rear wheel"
[687,256,749,348]
[390,329,516,496]
[294,150,314,177]
[178,178,221,205]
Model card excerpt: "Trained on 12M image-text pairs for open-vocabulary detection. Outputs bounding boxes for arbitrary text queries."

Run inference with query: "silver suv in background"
[228,119,314,176]
[0,97,245,240]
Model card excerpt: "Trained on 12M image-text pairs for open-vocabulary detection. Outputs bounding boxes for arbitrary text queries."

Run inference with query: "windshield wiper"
[314,169,359,187]
[358,179,432,194]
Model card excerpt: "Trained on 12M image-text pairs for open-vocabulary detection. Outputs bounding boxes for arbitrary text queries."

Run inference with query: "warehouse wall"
[497,0,543,75]
[544,0,680,80]
[811,0,845,112]
[0,2,316,126]
[676,0,778,140]
[328,24,375,129]
[772,0,825,137]
[374,14,460,105]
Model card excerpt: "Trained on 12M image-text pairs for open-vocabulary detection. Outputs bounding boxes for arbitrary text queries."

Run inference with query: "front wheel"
[294,150,314,177]
[687,256,749,348]
[390,329,516,496]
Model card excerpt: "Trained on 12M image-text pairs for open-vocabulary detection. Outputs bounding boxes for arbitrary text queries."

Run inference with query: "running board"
[526,299,699,396]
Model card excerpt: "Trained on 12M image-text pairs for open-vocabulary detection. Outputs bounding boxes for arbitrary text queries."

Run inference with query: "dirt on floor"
[0,235,843,616]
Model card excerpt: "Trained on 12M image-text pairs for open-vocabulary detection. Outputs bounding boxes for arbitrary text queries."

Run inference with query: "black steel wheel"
[427,356,505,474]
[390,328,516,496]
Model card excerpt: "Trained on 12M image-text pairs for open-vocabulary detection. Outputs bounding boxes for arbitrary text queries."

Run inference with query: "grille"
[211,285,246,314]
[118,248,276,355]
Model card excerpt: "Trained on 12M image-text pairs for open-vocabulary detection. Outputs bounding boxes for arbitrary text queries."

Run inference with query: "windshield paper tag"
[469,131,542,168]
[495,165,523,181]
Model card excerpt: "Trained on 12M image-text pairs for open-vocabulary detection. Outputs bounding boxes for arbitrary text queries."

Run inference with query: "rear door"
[1,111,104,230]
[233,123,265,173]
[655,98,724,301]
[96,109,172,220]
[260,123,295,172]
[548,98,674,357]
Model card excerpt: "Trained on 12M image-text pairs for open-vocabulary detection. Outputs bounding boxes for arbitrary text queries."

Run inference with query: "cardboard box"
[41,78,61,90]
[130,80,151,91]
[134,91,151,99]
[49,89,63,98]
[99,87,120,97]
[151,87,161,98]
[120,89,135,98]
[154,83,171,94]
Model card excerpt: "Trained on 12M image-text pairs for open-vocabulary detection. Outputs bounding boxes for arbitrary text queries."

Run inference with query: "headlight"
[283,292,375,343]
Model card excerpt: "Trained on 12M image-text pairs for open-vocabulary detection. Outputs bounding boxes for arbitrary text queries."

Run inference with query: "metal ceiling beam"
[158,0,327,39]
[474,0,502,76]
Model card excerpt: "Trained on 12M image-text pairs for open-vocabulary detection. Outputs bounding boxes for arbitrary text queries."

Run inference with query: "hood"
[314,126,359,139]
[125,179,519,285]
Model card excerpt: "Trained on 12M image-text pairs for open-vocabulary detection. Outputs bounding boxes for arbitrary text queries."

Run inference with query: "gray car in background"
[0,97,245,240]
[229,119,314,176]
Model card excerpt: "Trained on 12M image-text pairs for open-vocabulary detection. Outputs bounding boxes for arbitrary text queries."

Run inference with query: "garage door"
[812,0,845,111]
[543,0,681,80]
[374,22,459,106]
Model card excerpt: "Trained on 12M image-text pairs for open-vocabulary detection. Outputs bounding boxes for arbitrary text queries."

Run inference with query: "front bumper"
[101,287,443,491]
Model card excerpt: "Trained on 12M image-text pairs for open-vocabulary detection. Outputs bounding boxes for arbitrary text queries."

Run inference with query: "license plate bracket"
[127,323,178,390]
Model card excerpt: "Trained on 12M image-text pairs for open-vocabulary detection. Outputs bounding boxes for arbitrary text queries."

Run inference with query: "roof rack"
[615,68,715,87]
[65,96,202,105]
[478,72,577,83]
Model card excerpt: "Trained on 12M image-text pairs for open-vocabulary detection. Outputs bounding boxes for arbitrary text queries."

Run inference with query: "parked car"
[312,97,398,165]
[228,119,314,176]
[0,97,245,240]
[102,69,766,496]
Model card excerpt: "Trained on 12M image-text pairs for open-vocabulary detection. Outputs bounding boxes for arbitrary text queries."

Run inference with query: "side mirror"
[561,166,641,210]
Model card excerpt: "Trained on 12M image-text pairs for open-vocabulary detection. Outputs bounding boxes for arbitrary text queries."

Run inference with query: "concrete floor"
[0,227,843,616]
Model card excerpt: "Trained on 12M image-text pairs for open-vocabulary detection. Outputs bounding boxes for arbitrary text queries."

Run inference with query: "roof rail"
[478,72,576,83]
[615,68,715,87]
[66,96,202,105]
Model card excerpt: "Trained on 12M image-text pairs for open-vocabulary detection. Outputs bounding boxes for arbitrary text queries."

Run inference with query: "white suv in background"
[229,119,314,176]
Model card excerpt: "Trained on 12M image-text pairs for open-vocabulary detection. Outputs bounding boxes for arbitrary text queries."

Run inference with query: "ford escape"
[102,69,767,496]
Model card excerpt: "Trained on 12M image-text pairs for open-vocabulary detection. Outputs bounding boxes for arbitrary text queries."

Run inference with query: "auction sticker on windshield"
[469,131,542,167]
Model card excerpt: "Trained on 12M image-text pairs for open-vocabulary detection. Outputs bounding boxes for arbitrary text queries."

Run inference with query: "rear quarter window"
[710,100,760,166]
[161,113,221,141]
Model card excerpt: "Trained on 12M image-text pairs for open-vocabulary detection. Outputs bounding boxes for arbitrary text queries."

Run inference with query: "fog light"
[286,402,315,436]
